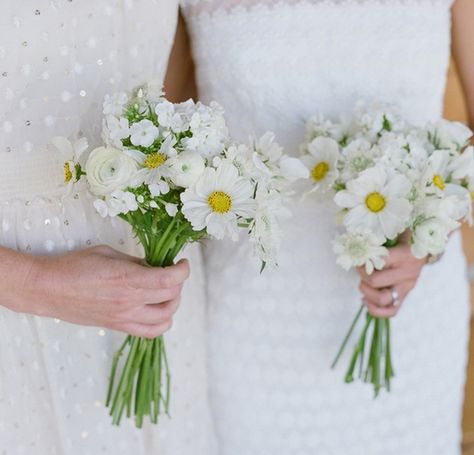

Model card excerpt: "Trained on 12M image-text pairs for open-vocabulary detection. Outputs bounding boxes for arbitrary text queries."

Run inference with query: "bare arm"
[164,11,197,102]
[452,0,474,130]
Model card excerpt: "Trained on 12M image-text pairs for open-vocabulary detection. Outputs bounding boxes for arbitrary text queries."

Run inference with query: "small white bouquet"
[301,102,474,395]
[57,84,308,426]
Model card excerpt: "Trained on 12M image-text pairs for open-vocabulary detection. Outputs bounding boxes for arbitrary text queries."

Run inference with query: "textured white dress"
[181,1,471,454]
[0,2,216,454]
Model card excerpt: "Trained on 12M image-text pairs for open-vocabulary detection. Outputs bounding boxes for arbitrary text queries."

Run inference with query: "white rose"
[168,152,205,188]
[85,146,138,196]
[411,218,450,259]
[427,119,472,151]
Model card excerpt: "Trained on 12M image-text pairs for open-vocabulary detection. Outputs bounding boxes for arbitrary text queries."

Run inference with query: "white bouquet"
[57,84,308,426]
[301,102,474,394]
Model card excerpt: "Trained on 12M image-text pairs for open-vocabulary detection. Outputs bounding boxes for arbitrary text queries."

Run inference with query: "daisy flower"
[302,136,340,193]
[334,166,412,242]
[52,136,89,188]
[181,161,255,240]
[127,135,177,186]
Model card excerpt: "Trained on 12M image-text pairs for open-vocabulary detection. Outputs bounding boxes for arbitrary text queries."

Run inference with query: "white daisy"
[51,136,88,186]
[127,135,177,186]
[181,161,255,240]
[421,149,453,196]
[334,166,412,242]
[333,230,389,275]
[301,136,340,193]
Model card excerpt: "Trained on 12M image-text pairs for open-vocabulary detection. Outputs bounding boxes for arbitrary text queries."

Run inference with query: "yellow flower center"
[311,161,329,181]
[365,192,386,213]
[144,152,167,169]
[64,162,73,183]
[208,191,233,214]
[471,191,474,201]
[432,174,445,190]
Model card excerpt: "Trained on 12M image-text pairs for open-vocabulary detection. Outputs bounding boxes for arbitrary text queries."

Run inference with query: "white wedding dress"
[0,2,216,454]
[182,1,471,454]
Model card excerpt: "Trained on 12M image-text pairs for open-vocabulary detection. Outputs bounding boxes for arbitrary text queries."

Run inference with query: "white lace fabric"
[182,1,470,454]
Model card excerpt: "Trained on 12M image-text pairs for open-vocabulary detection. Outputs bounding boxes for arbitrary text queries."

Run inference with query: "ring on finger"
[390,287,401,307]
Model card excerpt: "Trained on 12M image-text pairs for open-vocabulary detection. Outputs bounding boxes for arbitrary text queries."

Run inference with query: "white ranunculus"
[427,119,472,151]
[411,218,451,259]
[85,146,138,196]
[129,119,159,148]
[168,152,206,188]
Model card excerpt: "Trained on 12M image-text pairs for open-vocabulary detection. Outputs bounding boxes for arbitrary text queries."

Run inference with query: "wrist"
[0,247,43,314]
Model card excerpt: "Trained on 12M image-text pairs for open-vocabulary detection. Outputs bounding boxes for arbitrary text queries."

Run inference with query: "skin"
[166,2,474,319]
[359,0,474,317]
[0,244,190,338]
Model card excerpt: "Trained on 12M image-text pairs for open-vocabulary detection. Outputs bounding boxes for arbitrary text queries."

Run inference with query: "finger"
[128,259,190,290]
[117,320,174,339]
[127,297,181,325]
[360,267,407,289]
[363,299,399,318]
[383,244,412,268]
[92,245,144,264]
[124,283,183,306]
[359,281,393,307]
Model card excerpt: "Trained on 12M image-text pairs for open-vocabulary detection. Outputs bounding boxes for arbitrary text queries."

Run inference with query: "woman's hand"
[0,245,190,338]
[357,239,427,318]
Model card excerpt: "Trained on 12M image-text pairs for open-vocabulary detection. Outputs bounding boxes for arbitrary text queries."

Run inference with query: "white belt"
[0,149,66,202]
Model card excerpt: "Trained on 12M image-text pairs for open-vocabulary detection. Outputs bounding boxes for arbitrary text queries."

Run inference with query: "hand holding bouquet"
[301,103,474,395]
[57,84,307,427]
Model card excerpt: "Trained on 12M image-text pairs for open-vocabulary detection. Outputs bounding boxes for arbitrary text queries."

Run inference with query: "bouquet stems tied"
[106,210,204,428]
[331,238,398,396]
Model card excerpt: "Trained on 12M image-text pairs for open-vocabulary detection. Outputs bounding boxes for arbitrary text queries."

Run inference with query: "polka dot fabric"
[0,1,216,454]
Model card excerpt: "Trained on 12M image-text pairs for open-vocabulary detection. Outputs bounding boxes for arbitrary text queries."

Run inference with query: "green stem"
[344,313,372,383]
[106,335,131,407]
[331,304,365,369]
[106,215,194,427]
